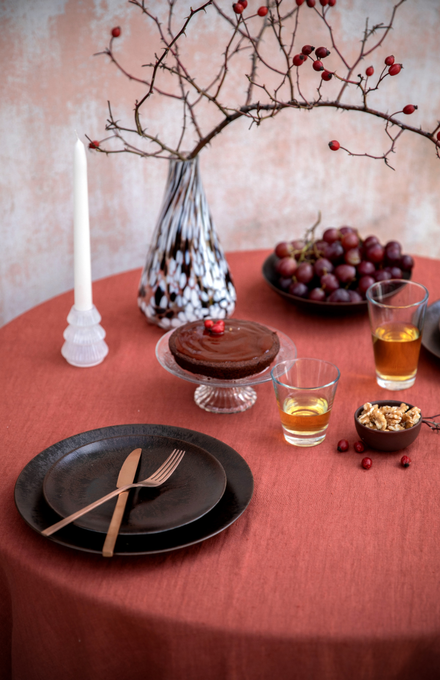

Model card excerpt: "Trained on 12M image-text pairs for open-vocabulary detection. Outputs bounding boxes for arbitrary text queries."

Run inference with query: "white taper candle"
[73,138,93,311]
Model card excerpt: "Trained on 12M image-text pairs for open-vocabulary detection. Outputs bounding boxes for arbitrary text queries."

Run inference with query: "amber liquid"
[279,395,331,435]
[373,322,421,380]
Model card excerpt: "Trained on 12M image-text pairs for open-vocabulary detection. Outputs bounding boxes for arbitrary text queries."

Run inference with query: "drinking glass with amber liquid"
[366,280,429,390]
[271,359,340,447]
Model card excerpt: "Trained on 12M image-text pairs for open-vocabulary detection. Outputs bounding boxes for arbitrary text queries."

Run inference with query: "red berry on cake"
[204,319,214,329]
[211,320,225,335]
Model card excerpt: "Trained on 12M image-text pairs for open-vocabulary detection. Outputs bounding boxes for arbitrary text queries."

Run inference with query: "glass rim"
[270,358,341,390]
[366,279,429,310]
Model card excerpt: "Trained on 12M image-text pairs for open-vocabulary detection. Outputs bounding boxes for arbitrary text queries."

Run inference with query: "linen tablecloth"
[1,250,440,680]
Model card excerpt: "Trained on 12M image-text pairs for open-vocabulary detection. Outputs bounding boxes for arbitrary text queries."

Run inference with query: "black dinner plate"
[43,435,227,535]
[262,253,411,313]
[14,424,254,556]
[421,299,440,360]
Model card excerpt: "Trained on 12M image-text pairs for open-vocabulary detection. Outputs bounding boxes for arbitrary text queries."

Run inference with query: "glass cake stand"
[155,327,297,414]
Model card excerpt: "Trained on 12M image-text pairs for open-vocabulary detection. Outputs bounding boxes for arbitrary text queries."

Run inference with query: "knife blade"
[102,448,142,558]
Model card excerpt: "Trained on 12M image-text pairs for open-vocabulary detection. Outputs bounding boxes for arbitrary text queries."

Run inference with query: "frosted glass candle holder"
[62,305,109,367]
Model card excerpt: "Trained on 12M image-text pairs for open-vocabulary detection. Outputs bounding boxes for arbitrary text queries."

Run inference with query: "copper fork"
[42,448,185,537]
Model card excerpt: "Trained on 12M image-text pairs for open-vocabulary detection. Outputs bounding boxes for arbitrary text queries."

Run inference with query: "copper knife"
[102,448,142,558]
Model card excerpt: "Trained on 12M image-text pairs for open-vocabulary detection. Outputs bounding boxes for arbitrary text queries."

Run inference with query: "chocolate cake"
[168,319,280,380]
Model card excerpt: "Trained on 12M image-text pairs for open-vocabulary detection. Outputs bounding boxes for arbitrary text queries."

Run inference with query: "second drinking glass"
[366,279,428,390]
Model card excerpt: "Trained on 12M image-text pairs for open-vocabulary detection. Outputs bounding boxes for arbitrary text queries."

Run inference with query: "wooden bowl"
[354,400,422,452]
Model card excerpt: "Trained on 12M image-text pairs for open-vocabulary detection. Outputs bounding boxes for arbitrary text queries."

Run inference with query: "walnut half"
[358,402,421,432]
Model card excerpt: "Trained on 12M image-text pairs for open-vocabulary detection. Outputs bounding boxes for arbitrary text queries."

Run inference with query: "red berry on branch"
[257,6,268,16]
[328,140,340,151]
[362,457,372,470]
[315,46,330,59]
[88,140,100,149]
[354,441,365,454]
[385,55,395,66]
[111,26,121,38]
[403,104,417,115]
[301,44,315,55]
[240,0,248,7]
[320,0,329,5]
[321,70,332,81]
[389,63,402,76]
[306,0,316,6]
[313,60,324,71]
[293,54,307,66]
[328,0,336,5]
[401,455,411,468]
[296,0,305,5]
[337,439,349,452]
[233,3,244,14]
[437,131,440,142]
[366,66,374,76]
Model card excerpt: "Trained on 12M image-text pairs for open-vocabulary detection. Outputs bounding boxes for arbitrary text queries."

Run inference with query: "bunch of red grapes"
[273,227,414,303]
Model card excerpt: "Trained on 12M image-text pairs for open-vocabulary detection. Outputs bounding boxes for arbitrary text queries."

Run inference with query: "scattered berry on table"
[362,457,372,470]
[354,441,365,453]
[401,456,411,468]
[337,439,349,452]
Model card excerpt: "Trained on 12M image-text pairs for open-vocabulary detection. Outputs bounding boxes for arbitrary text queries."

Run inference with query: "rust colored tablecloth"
[1,250,440,680]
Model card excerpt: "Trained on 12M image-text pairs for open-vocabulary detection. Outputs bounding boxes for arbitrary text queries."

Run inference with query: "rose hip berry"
[337,439,349,452]
[88,140,100,149]
[389,63,402,76]
[315,46,330,59]
[354,441,365,453]
[328,140,340,151]
[320,0,329,6]
[401,455,411,468]
[385,55,395,66]
[328,0,336,5]
[233,3,244,13]
[257,6,268,16]
[362,457,372,470]
[321,70,332,81]
[240,0,248,6]
[296,0,305,5]
[403,105,417,115]
[306,0,316,6]
[313,60,324,71]
[211,320,225,334]
[302,44,315,55]
[293,54,307,66]
[111,27,121,38]
[366,66,374,76]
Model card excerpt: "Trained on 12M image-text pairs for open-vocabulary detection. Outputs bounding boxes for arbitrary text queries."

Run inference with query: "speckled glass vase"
[138,157,236,329]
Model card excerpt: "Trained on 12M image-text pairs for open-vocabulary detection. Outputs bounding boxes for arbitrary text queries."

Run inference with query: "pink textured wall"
[1,0,439,327]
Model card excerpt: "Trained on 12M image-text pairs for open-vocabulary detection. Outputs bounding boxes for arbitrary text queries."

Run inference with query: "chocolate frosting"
[173,320,275,363]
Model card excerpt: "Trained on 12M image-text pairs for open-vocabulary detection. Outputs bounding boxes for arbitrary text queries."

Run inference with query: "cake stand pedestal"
[156,328,296,414]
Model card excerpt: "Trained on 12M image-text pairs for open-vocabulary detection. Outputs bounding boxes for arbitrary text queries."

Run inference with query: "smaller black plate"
[421,299,440,360]
[43,435,227,535]
[262,253,411,313]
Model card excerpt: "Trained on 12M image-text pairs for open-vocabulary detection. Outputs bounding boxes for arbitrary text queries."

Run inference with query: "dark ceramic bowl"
[354,400,422,452]
[262,253,411,314]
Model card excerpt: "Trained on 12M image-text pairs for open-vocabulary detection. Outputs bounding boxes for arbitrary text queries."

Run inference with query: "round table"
[1,250,440,680]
